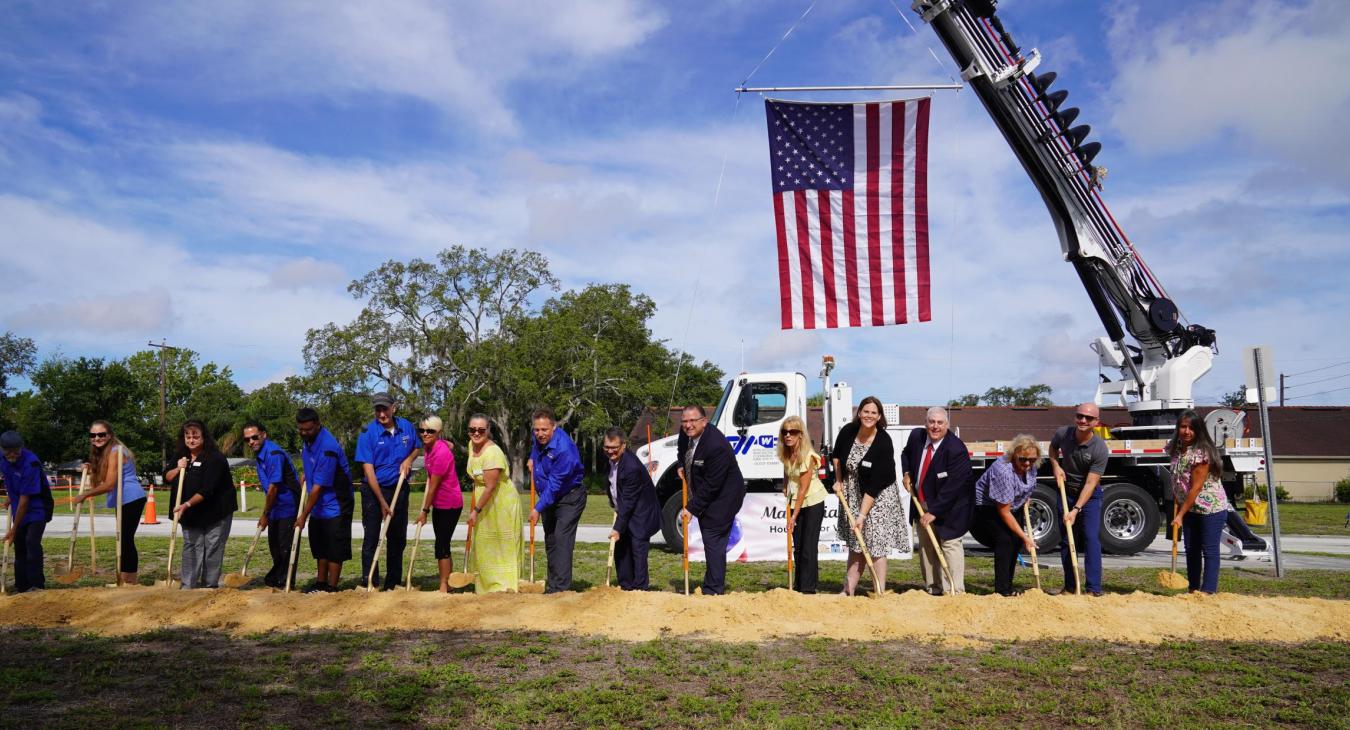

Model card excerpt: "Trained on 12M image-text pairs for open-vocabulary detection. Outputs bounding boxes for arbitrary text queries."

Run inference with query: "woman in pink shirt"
[414,416,462,592]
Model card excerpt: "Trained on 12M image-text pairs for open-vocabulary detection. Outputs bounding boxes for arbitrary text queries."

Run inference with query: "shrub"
[1336,477,1350,504]
[1275,484,1291,502]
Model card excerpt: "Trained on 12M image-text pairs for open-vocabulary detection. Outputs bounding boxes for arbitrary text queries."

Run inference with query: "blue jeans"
[1057,491,1102,594]
[1183,510,1225,593]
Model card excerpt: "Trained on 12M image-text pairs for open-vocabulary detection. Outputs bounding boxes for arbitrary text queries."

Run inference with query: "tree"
[948,384,1053,408]
[806,392,825,407]
[1220,387,1246,408]
[300,247,724,483]
[19,356,150,463]
[125,348,244,457]
[0,331,36,394]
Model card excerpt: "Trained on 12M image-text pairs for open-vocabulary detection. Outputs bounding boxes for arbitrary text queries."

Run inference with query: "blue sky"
[2,0,1348,408]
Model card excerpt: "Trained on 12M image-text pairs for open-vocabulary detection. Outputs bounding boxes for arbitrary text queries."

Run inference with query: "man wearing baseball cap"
[1,431,55,592]
[354,392,419,590]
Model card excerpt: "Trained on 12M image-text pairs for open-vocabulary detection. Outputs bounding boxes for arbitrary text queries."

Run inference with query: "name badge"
[861,460,872,467]
[192,461,201,467]
[693,459,705,467]
[471,468,483,477]
[937,471,947,478]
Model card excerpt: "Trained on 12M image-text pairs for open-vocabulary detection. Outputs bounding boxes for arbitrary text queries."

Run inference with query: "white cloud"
[267,258,349,292]
[9,289,174,334]
[1107,0,1350,186]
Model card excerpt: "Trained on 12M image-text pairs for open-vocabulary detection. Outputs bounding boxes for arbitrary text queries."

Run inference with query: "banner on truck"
[687,491,912,562]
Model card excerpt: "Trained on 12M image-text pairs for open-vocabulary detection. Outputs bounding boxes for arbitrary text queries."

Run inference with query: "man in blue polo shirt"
[354,392,419,591]
[295,408,353,593]
[528,407,586,593]
[244,421,302,590]
[1,431,54,593]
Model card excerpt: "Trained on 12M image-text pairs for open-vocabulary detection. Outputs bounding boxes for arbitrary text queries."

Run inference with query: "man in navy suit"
[677,405,746,595]
[901,406,974,594]
[603,427,661,590]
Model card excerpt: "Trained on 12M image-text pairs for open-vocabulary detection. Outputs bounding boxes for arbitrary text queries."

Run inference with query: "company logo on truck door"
[726,434,776,455]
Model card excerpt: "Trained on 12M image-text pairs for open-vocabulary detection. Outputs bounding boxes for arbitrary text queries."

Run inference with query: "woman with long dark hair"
[1167,409,1230,594]
[74,420,146,585]
[830,396,906,596]
[165,420,238,588]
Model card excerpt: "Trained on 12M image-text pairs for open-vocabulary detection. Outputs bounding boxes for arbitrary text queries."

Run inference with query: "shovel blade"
[446,572,477,589]
[55,570,83,585]
[1157,570,1189,590]
[517,581,545,594]
[222,573,253,588]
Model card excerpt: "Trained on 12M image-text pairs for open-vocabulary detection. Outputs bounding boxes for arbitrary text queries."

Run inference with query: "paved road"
[46,515,1350,570]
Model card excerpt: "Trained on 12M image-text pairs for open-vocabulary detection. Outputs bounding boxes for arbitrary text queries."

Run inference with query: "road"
[45,515,1350,570]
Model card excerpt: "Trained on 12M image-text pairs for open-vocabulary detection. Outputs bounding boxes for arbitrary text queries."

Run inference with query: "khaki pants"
[917,527,965,594]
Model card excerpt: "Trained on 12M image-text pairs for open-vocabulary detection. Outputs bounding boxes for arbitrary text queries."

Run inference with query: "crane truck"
[637,0,1270,558]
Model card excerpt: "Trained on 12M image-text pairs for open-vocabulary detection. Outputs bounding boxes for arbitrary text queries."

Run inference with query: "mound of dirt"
[2,587,1346,644]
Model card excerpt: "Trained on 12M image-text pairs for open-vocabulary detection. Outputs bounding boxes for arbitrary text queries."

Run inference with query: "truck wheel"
[659,493,686,553]
[1028,486,1059,553]
[1099,482,1160,555]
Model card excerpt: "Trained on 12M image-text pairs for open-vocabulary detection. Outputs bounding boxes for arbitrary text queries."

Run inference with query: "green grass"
[31,534,1350,598]
[1249,502,1350,536]
[0,628,1346,728]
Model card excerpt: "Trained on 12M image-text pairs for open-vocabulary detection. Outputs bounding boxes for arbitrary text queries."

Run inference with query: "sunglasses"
[89,432,109,439]
[1016,456,1037,464]
[467,427,487,435]
[781,429,802,437]
[244,434,263,442]
[1074,413,1097,421]
[417,428,437,435]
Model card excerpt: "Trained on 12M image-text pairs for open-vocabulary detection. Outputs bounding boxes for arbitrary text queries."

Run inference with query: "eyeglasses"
[680,417,705,425]
[602,444,624,452]
[1016,456,1038,464]
[467,427,487,435]
[89,432,109,439]
[1074,413,1098,422]
[417,428,437,435]
[243,435,263,442]
[781,429,802,437]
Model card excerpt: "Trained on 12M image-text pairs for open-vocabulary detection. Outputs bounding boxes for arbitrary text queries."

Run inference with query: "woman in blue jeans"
[1167,409,1230,593]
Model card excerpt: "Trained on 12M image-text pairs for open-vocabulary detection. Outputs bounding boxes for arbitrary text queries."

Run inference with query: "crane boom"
[913,0,1216,425]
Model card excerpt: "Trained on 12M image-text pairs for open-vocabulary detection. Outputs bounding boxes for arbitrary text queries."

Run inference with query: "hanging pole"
[735,83,963,93]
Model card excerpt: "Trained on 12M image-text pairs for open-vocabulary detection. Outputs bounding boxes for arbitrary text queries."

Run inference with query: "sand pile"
[1,587,1346,644]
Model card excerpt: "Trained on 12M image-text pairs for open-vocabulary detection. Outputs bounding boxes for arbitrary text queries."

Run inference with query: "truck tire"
[953,485,1058,552]
[659,492,686,552]
[1098,482,1159,555]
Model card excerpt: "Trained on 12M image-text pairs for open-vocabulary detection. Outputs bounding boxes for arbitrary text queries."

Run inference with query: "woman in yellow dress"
[464,413,521,593]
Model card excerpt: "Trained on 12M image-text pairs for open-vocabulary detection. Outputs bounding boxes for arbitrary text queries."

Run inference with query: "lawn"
[0,627,1345,728]
[33,535,1350,598]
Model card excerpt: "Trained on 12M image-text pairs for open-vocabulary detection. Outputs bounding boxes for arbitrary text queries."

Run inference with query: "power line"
[1284,371,1350,390]
[1284,359,1350,378]
[1285,384,1350,402]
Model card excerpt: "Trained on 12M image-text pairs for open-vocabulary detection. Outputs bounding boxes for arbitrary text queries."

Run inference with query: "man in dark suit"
[603,427,661,590]
[900,406,974,594]
[677,405,746,595]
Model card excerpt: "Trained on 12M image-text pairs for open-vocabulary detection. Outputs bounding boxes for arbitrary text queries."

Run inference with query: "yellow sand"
[2,587,1346,643]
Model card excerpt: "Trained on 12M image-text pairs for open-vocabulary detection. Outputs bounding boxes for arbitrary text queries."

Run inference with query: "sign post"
[1245,346,1283,577]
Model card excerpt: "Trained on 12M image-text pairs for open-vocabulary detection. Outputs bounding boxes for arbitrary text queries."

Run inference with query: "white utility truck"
[638,356,1267,557]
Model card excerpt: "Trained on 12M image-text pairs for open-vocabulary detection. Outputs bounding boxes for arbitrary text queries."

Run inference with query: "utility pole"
[146,340,178,468]
[1279,373,1285,406]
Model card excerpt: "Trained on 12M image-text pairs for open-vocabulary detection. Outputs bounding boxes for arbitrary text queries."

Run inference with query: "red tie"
[917,443,935,503]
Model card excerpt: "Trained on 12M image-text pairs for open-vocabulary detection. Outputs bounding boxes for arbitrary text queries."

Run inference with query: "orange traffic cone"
[142,483,161,525]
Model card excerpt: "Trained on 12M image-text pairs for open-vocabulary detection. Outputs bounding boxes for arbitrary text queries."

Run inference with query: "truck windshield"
[710,380,733,425]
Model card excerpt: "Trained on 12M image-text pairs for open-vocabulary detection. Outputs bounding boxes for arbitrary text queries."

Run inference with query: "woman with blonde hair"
[73,420,146,585]
[973,434,1040,596]
[776,415,827,593]
[464,414,520,593]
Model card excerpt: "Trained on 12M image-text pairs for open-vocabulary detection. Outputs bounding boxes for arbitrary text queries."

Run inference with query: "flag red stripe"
[891,101,908,325]
[773,193,791,329]
[794,189,815,329]
[817,189,838,328]
[915,98,932,322]
[865,103,883,326]
[842,189,860,326]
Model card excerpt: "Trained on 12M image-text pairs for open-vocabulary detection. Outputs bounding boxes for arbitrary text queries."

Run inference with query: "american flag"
[765,98,931,329]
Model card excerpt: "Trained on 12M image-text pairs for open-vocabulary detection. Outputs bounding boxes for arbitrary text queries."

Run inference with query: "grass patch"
[0,628,1346,728]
